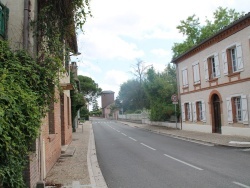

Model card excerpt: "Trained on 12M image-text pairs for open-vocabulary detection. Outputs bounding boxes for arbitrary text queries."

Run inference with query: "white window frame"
[193,100,206,123]
[226,94,249,125]
[204,53,220,81]
[222,43,243,75]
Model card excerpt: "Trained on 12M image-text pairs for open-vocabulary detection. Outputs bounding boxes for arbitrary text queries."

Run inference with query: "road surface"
[92,118,250,188]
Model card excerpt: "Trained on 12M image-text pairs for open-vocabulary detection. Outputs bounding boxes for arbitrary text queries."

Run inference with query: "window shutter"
[222,50,228,75]
[193,65,197,83]
[181,103,185,122]
[241,95,249,125]
[182,69,188,87]
[226,97,233,123]
[196,63,200,83]
[192,102,197,122]
[204,59,209,81]
[214,53,220,77]
[236,43,243,71]
[201,101,206,122]
[189,102,192,121]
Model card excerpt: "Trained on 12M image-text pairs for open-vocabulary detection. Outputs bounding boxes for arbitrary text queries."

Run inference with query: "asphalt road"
[92,118,250,188]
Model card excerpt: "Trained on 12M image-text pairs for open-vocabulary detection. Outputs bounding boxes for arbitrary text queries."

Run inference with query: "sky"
[71,0,249,109]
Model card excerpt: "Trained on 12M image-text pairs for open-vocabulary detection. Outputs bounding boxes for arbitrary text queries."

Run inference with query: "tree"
[78,75,102,104]
[172,7,244,58]
[144,64,177,121]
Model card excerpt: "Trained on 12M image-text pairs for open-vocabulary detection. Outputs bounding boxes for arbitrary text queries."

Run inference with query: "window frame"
[204,53,220,81]
[181,67,189,88]
[222,43,243,75]
[0,3,9,39]
[192,61,200,85]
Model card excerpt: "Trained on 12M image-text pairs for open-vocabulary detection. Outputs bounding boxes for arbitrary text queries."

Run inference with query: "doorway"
[212,94,221,133]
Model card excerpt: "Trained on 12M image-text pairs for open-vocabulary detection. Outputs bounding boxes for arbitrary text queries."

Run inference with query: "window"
[181,102,192,122]
[0,3,9,39]
[182,67,188,88]
[192,101,206,122]
[227,95,248,124]
[234,97,242,122]
[204,53,220,81]
[192,62,200,84]
[222,43,243,75]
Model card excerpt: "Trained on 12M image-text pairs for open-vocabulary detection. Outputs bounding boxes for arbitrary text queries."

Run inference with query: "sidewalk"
[118,121,250,148]
[45,121,107,188]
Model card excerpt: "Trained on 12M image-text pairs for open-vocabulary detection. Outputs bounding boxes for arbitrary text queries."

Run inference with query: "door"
[213,94,221,133]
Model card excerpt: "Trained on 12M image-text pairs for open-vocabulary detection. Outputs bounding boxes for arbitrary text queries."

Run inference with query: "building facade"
[101,90,115,118]
[0,0,75,187]
[173,13,250,137]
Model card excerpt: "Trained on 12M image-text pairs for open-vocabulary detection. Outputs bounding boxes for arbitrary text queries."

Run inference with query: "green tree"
[78,75,102,104]
[172,7,244,58]
[144,64,177,121]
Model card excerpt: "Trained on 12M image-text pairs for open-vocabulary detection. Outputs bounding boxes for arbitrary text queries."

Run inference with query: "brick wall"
[61,93,72,145]
[23,140,40,188]
[42,92,62,174]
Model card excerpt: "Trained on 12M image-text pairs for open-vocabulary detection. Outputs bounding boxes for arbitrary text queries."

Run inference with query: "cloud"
[77,60,102,73]
[78,31,144,60]
[150,48,171,57]
[104,70,129,86]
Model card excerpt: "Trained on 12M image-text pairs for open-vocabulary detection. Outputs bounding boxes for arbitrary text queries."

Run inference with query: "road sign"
[172,102,178,104]
[171,94,178,102]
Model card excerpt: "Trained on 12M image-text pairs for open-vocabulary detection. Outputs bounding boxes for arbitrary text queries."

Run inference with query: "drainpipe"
[23,0,29,50]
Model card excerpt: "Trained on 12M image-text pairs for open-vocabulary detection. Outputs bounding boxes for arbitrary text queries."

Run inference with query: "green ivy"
[0,40,62,187]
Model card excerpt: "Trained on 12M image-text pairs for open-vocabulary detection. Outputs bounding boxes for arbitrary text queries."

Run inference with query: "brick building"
[101,90,115,118]
[0,0,76,187]
[172,13,250,136]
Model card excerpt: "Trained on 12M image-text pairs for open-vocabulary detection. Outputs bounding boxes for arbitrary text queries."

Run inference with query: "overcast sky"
[72,0,249,109]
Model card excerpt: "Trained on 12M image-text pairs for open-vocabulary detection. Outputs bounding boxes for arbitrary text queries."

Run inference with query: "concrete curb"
[87,123,108,188]
[119,122,250,148]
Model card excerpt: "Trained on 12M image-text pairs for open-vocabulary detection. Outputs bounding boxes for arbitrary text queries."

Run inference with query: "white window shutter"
[201,101,206,122]
[182,69,188,87]
[189,102,193,121]
[196,63,200,83]
[226,97,233,123]
[222,50,228,75]
[236,43,243,71]
[241,95,249,124]
[181,103,185,122]
[192,102,197,122]
[204,59,209,81]
[214,53,220,77]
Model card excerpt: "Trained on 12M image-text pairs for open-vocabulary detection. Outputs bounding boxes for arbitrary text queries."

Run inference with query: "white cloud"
[78,60,102,73]
[150,48,171,57]
[104,70,129,86]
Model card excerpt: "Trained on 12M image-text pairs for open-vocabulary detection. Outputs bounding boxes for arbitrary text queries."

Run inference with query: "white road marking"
[121,133,127,136]
[129,137,137,141]
[164,154,203,171]
[140,143,156,151]
[229,141,250,145]
[233,181,250,188]
[116,130,120,133]
[242,148,250,151]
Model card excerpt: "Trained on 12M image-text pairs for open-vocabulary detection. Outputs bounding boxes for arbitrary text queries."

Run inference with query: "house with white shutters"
[172,13,250,137]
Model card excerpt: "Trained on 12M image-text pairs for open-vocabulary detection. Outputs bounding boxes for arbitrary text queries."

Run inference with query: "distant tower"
[101,90,115,118]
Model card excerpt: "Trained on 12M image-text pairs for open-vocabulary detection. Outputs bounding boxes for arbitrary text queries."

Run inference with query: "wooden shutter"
[222,50,228,75]
[192,102,197,122]
[226,97,233,123]
[214,53,220,77]
[201,101,206,122]
[236,43,243,71]
[204,59,209,81]
[181,103,185,122]
[241,95,249,125]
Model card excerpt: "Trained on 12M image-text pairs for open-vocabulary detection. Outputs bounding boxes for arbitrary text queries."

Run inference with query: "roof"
[172,12,250,63]
[101,90,115,94]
